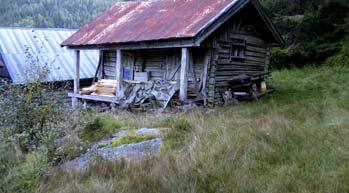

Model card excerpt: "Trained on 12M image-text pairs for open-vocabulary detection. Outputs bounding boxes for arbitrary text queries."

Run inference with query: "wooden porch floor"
[68,93,119,104]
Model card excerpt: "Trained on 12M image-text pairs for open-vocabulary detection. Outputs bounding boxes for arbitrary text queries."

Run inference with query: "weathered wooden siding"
[101,48,206,92]
[205,22,270,104]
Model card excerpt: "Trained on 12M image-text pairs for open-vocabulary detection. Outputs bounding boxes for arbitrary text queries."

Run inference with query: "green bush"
[325,41,349,67]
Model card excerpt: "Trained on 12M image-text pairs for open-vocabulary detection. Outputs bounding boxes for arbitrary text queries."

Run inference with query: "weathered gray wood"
[265,47,271,74]
[72,50,80,108]
[169,63,181,81]
[93,50,103,84]
[180,48,189,102]
[69,93,119,104]
[189,52,200,95]
[116,49,123,98]
[202,49,211,106]
[68,39,196,51]
[207,49,218,104]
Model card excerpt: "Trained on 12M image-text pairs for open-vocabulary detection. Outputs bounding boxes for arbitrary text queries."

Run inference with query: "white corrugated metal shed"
[0,27,99,84]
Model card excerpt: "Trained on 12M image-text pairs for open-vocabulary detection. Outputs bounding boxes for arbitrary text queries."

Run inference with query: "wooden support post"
[72,50,80,108]
[202,50,211,106]
[180,48,189,103]
[116,49,123,98]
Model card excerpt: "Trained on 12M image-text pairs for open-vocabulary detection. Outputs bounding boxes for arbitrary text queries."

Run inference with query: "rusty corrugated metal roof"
[62,0,240,47]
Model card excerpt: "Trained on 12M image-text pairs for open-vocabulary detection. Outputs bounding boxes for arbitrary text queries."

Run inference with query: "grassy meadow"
[1,65,348,193]
[33,65,349,193]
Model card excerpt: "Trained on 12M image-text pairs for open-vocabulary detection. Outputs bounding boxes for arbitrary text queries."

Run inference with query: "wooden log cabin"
[62,0,283,108]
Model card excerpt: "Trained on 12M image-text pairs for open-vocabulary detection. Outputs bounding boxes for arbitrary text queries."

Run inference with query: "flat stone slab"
[62,128,162,171]
[97,138,162,160]
[136,128,162,136]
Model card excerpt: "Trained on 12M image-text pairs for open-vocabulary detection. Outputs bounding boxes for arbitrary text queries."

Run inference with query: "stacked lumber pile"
[80,79,116,97]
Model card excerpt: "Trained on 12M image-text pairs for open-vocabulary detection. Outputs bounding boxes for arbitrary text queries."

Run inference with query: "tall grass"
[33,65,349,192]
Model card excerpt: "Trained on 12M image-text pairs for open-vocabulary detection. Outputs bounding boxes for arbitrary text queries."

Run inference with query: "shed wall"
[205,12,271,104]
[101,49,207,92]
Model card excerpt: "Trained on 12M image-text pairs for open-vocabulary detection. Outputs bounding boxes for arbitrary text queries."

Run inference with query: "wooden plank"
[217,59,264,66]
[189,51,201,97]
[245,51,266,58]
[246,46,266,53]
[72,50,80,108]
[93,50,103,84]
[180,48,189,102]
[68,38,196,50]
[229,34,266,45]
[69,93,119,104]
[265,47,271,74]
[116,49,122,98]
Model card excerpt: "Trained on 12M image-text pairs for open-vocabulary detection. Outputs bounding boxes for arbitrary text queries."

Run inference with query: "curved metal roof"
[0,27,99,84]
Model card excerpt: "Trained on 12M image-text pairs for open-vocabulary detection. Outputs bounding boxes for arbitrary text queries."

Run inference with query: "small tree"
[0,42,73,163]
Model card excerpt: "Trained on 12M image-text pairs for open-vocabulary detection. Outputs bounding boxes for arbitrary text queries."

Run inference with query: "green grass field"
[36,65,349,193]
[3,65,348,193]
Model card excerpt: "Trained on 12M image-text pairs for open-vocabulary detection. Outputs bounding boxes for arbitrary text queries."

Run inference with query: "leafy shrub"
[56,137,87,161]
[325,41,349,67]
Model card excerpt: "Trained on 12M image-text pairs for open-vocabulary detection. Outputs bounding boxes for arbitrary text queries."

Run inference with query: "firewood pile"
[80,79,116,97]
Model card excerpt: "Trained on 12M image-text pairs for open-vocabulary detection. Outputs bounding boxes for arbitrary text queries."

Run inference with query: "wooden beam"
[202,49,211,106]
[93,50,103,84]
[72,50,80,108]
[116,49,123,98]
[66,38,196,50]
[69,93,119,104]
[180,48,189,103]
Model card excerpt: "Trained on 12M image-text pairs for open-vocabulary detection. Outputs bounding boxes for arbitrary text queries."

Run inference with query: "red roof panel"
[62,0,238,46]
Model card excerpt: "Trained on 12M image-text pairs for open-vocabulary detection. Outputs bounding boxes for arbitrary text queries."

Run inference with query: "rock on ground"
[62,128,162,171]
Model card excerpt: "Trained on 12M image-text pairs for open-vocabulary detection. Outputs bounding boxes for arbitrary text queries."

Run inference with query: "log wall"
[205,25,270,104]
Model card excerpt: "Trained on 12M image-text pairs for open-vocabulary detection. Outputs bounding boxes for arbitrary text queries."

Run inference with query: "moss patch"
[111,131,158,147]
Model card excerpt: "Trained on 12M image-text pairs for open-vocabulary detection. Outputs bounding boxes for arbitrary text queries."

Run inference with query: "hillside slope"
[0,0,122,28]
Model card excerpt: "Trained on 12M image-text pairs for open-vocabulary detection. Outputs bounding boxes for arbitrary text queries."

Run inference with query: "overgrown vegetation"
[33,64,349,193]
[261,0,349,68]
[157,116,192,151]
